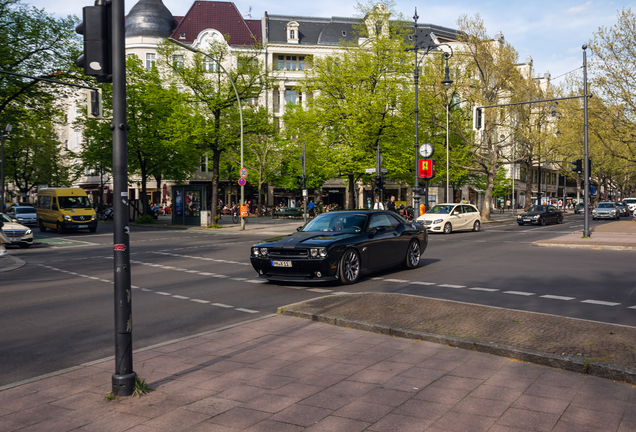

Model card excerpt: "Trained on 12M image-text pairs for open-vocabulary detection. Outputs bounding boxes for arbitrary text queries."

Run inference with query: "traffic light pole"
[111,0,136,396]
[582,45,590,237]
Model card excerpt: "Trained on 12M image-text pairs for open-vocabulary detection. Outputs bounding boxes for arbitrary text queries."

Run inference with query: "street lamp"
[412,8,453,218]
[442,52,452,204]
[1,124,12,212]
[168,38,245,230]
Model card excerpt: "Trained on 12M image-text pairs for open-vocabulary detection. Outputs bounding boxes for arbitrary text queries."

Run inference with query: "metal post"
[302,141,307,223]
[111,0,136,397]
[446,103,449,203]
[413,9,420,219]
[511,142,515,216]
[583,45,591,237]
[1,133,5,211]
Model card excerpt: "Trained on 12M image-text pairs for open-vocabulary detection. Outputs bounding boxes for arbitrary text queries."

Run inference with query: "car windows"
[15,208,34,214]
[548,206,557,212]
[58,196,92,209]
[462,205,476,214]
[428,205,453,214]
[368,214,394,231]
[1,214,11,223]
[386,214,402,228]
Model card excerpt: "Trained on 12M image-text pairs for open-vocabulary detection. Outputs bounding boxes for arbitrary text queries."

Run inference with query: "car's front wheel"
[540,217,547,226]
[472,221,481,232]
[443,222,452,234]
[557,216,563,224]
[405,240,420,269]
[38,220,46,232]
[339,249,360,285]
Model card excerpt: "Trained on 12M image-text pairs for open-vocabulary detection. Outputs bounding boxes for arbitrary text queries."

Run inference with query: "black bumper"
[250,257,340,282]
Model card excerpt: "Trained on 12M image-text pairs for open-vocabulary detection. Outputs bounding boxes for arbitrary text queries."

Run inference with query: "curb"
[531,242,636,251]
[0,255,26,272]
[277,307,636,385]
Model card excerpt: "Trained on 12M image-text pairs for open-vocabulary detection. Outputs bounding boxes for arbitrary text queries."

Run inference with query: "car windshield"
[15,208,35,214]
[597,203,614,208]
[428,205,455,214]
[624,199,636,204]
[1,214,11,223]
[302,213,368,233]
[58,196,92,209]
[616,202,626,207]
[528,206,547,212]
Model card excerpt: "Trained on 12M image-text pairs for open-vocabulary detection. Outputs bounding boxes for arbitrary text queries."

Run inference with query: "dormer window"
[342,31,346,36]
[286,21,299,44]
[179,32,186,39]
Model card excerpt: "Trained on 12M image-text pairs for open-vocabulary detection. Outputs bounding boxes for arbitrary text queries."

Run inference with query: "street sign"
[365,168,388,173]
[302,189,307,197]
[418,159,435,178]
[239,167,248,178]
[238,177,246,186]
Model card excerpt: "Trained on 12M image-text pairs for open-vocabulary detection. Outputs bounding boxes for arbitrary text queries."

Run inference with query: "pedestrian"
[373,198,384,210]
[506,199,511,210]
[387,195,396,212]
[308,199,315,217]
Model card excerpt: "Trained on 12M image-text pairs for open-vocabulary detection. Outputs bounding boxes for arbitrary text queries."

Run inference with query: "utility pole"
[582,45,591,237]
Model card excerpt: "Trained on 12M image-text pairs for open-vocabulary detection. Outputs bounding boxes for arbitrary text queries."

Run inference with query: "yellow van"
[36,188,97,233]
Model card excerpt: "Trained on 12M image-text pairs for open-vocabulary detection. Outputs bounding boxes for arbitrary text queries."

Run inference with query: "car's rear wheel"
[472,221,481,232]
[405,240,420,269]
[443,222,452,234]
[38,220,47,232]
[339,249,360,284]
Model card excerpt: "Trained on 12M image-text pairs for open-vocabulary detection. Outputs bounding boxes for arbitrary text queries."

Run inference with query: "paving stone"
[243,419,304,432]
[358,387,413,407]
[392,398,452,420]
[450,396,511,417]
[497,407,560,431]
[367,413,434,432]
[304,415,371,432]
[270,404,333,427]
[332,400,393,423]
[431,411,496,432]
[559,405,623,430]
[241,393,299,413]
[523,383,579,400]
[511,394,570,415]
[206,407,271,429]
[468,384,525,402]
[413,386,471,405]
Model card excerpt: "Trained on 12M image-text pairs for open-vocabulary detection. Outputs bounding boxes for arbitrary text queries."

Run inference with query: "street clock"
[419,143,434,158]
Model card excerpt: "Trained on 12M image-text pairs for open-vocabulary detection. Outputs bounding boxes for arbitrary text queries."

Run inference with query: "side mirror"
[296,226,303,232]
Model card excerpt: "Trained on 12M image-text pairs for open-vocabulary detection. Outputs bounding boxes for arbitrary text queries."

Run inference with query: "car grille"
[3,229,26,237]
[421,220,433,225]
[71,215,92,222]
[268,249,309,259]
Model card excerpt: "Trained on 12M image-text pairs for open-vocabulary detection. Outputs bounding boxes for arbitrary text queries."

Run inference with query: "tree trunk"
[481,165,497,221]
[347,173,355,210]
[524,161,533,211]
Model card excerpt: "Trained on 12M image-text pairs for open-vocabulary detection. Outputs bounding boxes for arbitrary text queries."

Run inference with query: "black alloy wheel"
[405,240,421,269]
[339,249,360,284]
[540,217,547,226]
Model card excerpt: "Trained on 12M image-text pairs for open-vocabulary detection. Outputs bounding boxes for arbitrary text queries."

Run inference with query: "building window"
[146,53,156,70]
[203,59,218,73]
[179,32,186,39]
[172,55,184,69]
[520,167,526,180]
[342,31,347,36]
[290,30,295,39]
[200,156,208,172]
[237,56,257,73]
[64,140,68,150]
[277,55,304,70]
[285,89,301,105]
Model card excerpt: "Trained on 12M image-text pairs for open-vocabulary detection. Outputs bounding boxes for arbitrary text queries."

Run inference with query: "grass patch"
[132,375,154,397]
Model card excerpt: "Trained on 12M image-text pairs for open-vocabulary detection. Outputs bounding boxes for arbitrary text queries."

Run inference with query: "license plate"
[77,224,88,228]
[523,219,532,222]
[271,260,292,267]
[10,238,20,242]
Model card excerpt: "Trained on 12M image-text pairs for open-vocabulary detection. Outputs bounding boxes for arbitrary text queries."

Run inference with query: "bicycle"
[232,209,240,224]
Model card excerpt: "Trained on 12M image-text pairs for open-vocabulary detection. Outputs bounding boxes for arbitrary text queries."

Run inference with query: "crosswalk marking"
[581,300,621,306]
[503,291,535,296]
[541,295,575,301]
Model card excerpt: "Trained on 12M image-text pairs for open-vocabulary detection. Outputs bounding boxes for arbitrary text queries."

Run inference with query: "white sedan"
[1,213,34,248]
[416,203,482,234]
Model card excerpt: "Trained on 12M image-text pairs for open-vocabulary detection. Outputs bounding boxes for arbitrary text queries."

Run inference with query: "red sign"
[114,244,126,251]
[418,159,435,178]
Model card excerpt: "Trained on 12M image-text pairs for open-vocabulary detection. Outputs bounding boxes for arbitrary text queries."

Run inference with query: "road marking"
[307,288,333,293]
[212,303,234,308]
[384,278,408,283]
[581,300,621,306]
[231,277,247,281]
[191,299,210,304]
[503,291,535,296]
[409,281,436,285]
[541,295,575,301]
[235,308,259,314]
[469,287,499,292]
[156,292,171,296]
[150,251,250,266]
[439,284,465,289]
[172,295,190,300]
[629,306,636,310]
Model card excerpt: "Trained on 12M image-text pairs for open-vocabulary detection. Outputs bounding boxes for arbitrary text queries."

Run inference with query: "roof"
[125,0,178,38]
[171,1,261,46]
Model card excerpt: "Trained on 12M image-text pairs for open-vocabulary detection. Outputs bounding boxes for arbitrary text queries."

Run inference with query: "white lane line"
[628,306,636,310]
[156,292,172,296]
[191,299,210,304]
[470,287,499,292]
[245,280,267,284]
[235,308,259,314]
[231,277,247,281]
[503,291,535,296]
[199,272,217,276]
[439,284,465,289]
[212,303,234,308]
[172,295,190,300]
[307,288,333,293]
[385,279,408,283]
[409,281,436,286]
[372,277,384,280]
[581,300,621,306]
[150,251,250,266]
[541,295,575,301]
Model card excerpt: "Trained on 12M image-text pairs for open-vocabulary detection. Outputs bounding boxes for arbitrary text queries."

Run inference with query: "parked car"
[517,205,563,226]
[416,203,482,234]
[592,202,620,220]
[615,201,630,217]
[623,198,636,214]
[10,202,36,209]
[5,206,37,225]
[1,213,34,248]
[250,210,428,284]
[574,203,591,214]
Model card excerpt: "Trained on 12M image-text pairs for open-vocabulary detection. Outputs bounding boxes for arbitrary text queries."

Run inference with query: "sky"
[25,0,635,86]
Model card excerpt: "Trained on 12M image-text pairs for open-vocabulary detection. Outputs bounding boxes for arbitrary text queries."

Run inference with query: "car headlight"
[92,214,97,220]
[25,229,32,235]
[309,248,327,259]
[533,215,540,219]
[252,247,260,257]
[17,217,24,221]
[63,215,71,221]
[433,219,443,224]
[260,247,269,257]
[517,215,522,219]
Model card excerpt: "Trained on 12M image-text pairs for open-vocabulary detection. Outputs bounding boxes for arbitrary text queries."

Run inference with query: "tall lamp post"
[0,124,12,212]
[412,8,453,218]
[169,38,245,231]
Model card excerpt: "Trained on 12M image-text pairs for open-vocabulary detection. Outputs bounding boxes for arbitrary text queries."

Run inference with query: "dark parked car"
[517,205,563,226]
[250,210,428,284]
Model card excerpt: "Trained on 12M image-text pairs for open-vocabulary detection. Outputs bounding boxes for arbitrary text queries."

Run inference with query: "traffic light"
[374,175,384,193]
[76,1,112,83]
[585,158,592,179]
[87,89,102,119]
[296,175,305,188]
[571,159,582,174]
[474,107,483,130]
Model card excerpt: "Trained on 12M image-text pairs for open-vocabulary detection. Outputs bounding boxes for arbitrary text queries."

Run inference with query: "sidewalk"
[0,254,25,272]
[1,293,634,431]
[533,220,636,251]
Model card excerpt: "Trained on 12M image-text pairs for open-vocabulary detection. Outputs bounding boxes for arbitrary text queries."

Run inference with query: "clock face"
[419,143,434,158]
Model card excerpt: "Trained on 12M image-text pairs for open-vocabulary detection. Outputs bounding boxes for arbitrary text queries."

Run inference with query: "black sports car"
[250,210,428,284]
[517,205,563,226]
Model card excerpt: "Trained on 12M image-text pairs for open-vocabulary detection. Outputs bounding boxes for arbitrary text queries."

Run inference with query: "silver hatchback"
[592,202,619,220]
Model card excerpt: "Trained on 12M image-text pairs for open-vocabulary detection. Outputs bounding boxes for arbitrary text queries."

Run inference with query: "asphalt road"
[1,213,634,388]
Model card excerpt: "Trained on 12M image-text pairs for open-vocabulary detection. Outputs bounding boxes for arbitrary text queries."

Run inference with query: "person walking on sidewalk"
[387,196,396,212]
[373,198,384,210]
